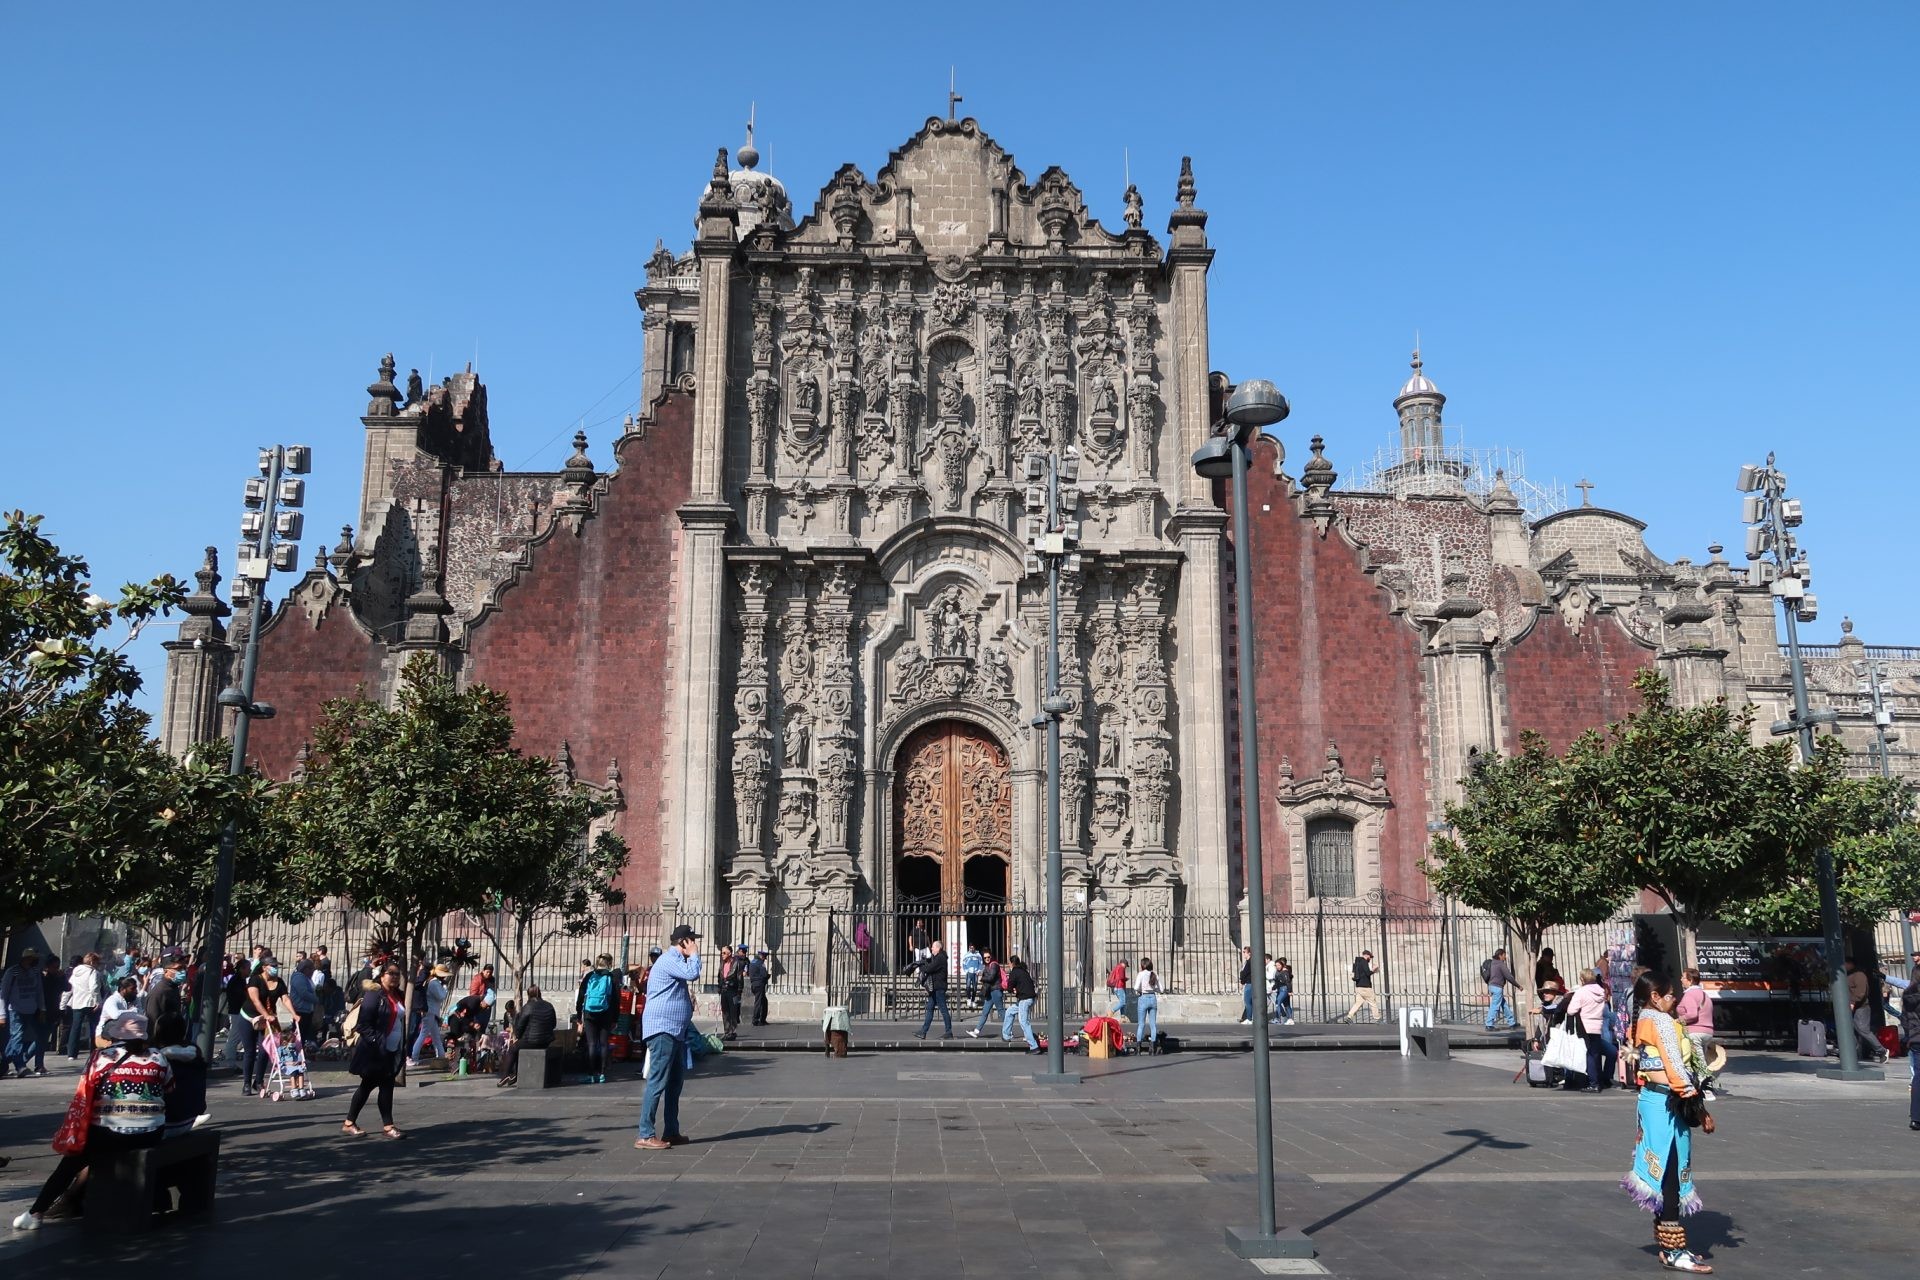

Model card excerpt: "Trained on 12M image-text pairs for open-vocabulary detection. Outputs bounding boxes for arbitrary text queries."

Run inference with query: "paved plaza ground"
[0,1034,1912,1279]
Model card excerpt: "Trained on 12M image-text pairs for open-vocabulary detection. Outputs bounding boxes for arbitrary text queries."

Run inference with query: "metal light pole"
[1195,379,1312,1260]
[1736,455,1880,1081]
[194,445,309,1062]
[1856,658,1917,968]
[1024,447,1081,1086]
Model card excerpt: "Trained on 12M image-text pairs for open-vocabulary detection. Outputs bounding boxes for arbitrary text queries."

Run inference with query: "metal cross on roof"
[1575,478,1595,507]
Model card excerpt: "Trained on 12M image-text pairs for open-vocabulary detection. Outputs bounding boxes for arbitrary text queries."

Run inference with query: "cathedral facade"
[161,115,1917,957]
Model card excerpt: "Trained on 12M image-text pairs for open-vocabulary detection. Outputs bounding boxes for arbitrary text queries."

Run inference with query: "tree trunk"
[1513,927,1545,1043]
[1674,913,1699,974]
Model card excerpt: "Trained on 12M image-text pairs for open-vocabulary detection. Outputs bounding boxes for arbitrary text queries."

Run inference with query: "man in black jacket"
[144,948,189,1048]
[747,950,771,1027]
[1341,950,1380,1024]
[910,940,952,1039]
[497,986,557,1087]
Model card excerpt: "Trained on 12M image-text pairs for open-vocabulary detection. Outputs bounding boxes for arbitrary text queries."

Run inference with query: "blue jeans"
[1241,984,1254,1021]
[637,1031,686,1140]
[1137,993,1158,1045]
[1003,997,1038,1050]
[1909,1048,1919,1127]
[66,1009,96,1057]
[918,989,952,1037]
[1486,985,1516,1028]
[1110,986,1128,1016]
[1274,987,1292,1021]
[974,987,1004,1033]
[4,1011,46,1073]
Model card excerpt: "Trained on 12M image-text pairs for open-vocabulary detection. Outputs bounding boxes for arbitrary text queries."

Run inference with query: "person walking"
[967,950,1004,1038]
[911,940,953,1039]
[1134,956,1161,1050]
[408,964,452,1066]
[1106,957,1130,1019]
[1566,968,1612,1092]
[2,948,49,1077]
[142,948,190,1049]
[718,946,746,1042]
[342,963,406,1139]
[11,1012,172,1232]
[1844,958,1886,1064]
[1676,968,1716,1070]
[578,953,620,1079]
[287,956,319,1045]
[41,956,67,1056]
[854,919,873,975]
[63,952,105,1060]
[1237,945,1255,1025]
[497,985,557,1087]
[1342,950,1380,1024]
[1273,956,1296,1025]
[1623,973,1713,1273]
[245,958,296,1096]
[1902,969,1919,1132]
[747,949,771,1027]
[1484,948,1518,1030]
[1003,955,1041,1054]
[635,925,702,1151]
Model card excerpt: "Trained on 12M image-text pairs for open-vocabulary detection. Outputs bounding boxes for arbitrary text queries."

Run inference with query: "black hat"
[647,946,663,958]
[668,925,700,945]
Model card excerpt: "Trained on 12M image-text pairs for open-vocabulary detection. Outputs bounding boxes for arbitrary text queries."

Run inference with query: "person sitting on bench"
[496,986,556,1087]
[13,1012,172,1232]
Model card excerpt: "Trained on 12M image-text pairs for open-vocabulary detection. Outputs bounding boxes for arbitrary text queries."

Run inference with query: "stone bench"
[85,1128,221,1233]
[1408,1026,1451,1062]
[516,1046,564,1089]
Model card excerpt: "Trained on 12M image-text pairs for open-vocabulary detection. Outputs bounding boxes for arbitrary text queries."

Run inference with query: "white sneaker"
[1285,1018,1296,1025]
[191,1113,213,1129]
[12,1210,38,1232]
[1238,1018,1251,1025]
[966,1029,980,1039]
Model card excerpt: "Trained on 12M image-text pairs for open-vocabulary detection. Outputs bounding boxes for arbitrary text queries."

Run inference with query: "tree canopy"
[0,511,196,935]
[269,654,628,970]
[1719,773,1920,938]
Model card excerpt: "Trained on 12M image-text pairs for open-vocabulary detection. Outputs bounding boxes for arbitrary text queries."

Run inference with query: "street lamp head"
[1225,378,1289,433]
[1190,435,1234,480]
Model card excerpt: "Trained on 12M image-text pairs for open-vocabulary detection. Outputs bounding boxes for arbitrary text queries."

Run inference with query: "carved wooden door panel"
[895,720,1010,908]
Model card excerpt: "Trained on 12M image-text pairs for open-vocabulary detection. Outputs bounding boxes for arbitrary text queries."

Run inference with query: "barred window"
[1305,816,1356,899]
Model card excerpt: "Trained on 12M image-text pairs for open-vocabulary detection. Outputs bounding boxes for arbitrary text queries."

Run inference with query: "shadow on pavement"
[696,1121,834,1144]
[1302,1126,1530,1236]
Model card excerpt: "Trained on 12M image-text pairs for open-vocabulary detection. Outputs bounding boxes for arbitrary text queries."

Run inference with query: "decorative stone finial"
[1841,616,1854,635]
[565,430,593,475]
[556,740,575,785]
[313,544,329,570]
[366,353,401,418]
[1176,156,1196,209]
[1575,478,1596,507]
[1123,183,1143,229]
[710,146,731,191]
[1303,435,1335,481]
[291,742,311,782]
[737,105,760,170]
[330,525,355,573]
[195,546,220,595]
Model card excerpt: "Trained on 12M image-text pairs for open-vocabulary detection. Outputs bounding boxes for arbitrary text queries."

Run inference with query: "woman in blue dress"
[1623,973,1712,1273]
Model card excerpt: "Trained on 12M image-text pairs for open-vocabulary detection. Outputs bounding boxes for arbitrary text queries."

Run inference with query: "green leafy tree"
[1565,668,1843,967]
[269,654,628,995]
[0,511,189,942]
[475,826,630,998]
[113,742,322,956]
[1422,731,1631,997]
[1720,774,1920,937]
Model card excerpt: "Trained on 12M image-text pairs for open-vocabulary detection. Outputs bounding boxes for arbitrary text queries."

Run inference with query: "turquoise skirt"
[1622,1085,1700,1216]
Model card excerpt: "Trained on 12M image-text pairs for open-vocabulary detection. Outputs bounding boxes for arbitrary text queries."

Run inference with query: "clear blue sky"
[4,4,1914,718]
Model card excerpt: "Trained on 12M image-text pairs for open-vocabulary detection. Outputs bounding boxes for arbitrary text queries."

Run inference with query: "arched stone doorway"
[894,718,1011,960]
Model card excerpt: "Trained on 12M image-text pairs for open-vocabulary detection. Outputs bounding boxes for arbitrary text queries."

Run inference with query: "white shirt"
[1134,968,1161,995]
[96,991,136,1034]
[67,964,101,1010]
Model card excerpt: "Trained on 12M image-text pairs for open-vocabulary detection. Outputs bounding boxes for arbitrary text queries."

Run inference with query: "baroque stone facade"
[169,115,1918,931]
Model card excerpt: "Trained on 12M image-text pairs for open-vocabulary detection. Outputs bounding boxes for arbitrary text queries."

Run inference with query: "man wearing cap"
[718,945,747,1041]
[747,949,772,1027]
[635,925,701,1151]
[2,948,49,1077]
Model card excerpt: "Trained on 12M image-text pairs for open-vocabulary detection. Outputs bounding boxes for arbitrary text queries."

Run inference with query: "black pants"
[347,1069,397,1127]
[32,1127,162,1214]
[720,990,741,1035]
[751,990,768,1025]
[582,1013,615,1075]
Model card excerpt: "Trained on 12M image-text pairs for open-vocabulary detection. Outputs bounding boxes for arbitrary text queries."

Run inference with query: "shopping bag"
[1543,1025,1586,1073]
[1796,1019,1826,1057]
[51,1068,99,1154]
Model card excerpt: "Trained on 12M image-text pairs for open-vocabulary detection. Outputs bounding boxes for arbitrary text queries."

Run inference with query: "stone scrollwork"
[881,583,1018,732]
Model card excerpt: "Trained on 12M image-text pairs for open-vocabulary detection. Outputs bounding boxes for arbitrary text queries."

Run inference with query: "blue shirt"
[287,968,317,1013]
[640,950,702,1042]
[961,952,983,978]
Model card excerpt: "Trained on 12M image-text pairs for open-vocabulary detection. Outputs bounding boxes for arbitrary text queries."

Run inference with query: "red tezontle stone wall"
[1500,610,1652,753]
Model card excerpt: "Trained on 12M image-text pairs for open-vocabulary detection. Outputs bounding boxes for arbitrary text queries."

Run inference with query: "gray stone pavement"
[0,1044,1912,1278]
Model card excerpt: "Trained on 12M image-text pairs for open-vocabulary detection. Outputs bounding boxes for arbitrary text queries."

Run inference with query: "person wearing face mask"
[94,975,141,1045]
[143,948,190,1049]
[243,958,293,1097]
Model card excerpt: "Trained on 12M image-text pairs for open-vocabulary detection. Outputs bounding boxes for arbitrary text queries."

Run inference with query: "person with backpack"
[967,950,1005,1038]
[747,949,772,1026]
[718,945,747,1041]
[1340,950,1380,1024]
[1483,948,1518,1030]
[1002,955,1041,1054]
[578,953,619,1083]
[1133,956,1162,1049]
[1106,958,1129,1018]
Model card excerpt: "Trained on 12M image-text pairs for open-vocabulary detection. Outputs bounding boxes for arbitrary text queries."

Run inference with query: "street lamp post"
[1855,658,1917,966]
[1194,379,1313,1260]
[193,445,309,1062]
[1024,447,1082,1086]
[1736,454,1881,1082]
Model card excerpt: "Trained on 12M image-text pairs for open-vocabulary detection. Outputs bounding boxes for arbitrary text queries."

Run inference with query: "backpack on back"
[1480,958,1494,983]
[583,970,615,1014]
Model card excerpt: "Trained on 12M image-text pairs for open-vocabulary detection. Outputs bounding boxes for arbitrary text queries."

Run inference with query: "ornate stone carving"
[932,280,973,329]
[882,584,1018,731]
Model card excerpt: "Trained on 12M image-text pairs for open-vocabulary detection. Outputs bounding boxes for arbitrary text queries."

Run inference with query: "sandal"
[341,1122,366,1136]
[381,1125,406,1140]
[1660,1250,1713,1274]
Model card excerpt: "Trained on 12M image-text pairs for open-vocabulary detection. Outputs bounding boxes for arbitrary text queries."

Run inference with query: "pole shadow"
[1301,1127,1530,1236]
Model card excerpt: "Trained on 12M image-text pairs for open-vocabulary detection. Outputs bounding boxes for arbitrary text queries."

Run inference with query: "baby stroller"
[259,1025,314,1101]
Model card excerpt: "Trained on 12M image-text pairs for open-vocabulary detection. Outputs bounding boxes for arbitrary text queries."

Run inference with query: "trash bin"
[1398,1005,1432,1057]
[821,1006,851,1058]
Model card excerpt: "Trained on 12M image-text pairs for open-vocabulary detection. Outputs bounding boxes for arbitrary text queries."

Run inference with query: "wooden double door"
[895,719,1011,953]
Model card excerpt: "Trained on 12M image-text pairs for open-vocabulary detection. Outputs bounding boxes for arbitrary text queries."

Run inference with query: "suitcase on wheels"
[1525,1057,1554,1088]
[1796,1019,1826,1057]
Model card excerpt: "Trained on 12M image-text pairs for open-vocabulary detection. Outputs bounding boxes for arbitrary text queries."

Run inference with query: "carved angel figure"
[936,365,965,420]
[889,642,929,700]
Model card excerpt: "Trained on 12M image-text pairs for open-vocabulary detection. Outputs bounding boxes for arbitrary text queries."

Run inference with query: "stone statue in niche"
[978,642,1014,698]
[1091,379,1118,419]
[1098,722,1121,770]
[888,641,929,701]
[936,365,965,420]
[783,713,811,768]
[795,377,820,415]
[929,586,974,659]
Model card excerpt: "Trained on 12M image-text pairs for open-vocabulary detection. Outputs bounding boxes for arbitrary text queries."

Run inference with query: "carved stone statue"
[888,641,928,700]
[1091,379,1119,418]
[783,713,811,768]
[929,587,971,658]
[1123,183,1144,230]
[936,364,965,420]
[795,376,820,415]
[404,368,425,407]
[1098,722,1121,770]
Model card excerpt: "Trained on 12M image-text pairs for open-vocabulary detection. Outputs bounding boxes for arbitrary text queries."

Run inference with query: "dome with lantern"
[727,119,792,234]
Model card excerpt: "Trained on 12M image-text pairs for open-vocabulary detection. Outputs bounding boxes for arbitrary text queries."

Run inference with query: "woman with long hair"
[1133,956,1161,1049]
[1624,973,1713,1273]
[342,964,407,1139]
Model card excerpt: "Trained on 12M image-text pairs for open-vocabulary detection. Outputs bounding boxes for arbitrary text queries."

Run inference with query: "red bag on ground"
[51,1065,101,1154]
[1877,1025,1901,1057]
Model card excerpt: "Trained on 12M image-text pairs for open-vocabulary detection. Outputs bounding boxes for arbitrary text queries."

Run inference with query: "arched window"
[1305,816,1357,900]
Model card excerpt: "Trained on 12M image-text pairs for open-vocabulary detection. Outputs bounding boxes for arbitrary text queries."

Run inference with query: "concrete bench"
[516,1046,563,1089]
[85,1128,221,1233]
[1408,1026,1451,1062]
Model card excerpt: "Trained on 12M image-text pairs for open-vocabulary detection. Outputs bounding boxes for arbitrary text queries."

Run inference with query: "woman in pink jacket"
[1565,969,1616,1091]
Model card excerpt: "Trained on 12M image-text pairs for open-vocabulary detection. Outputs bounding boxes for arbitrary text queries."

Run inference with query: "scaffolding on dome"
[1345,427,1568,524]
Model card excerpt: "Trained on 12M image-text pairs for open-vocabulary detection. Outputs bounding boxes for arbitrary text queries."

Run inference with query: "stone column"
[159,547,232,758]
[1658,599,1729,709]
[1167,508,1233,913]
[1165,158,1213,506]
[1425,571,1497,816]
